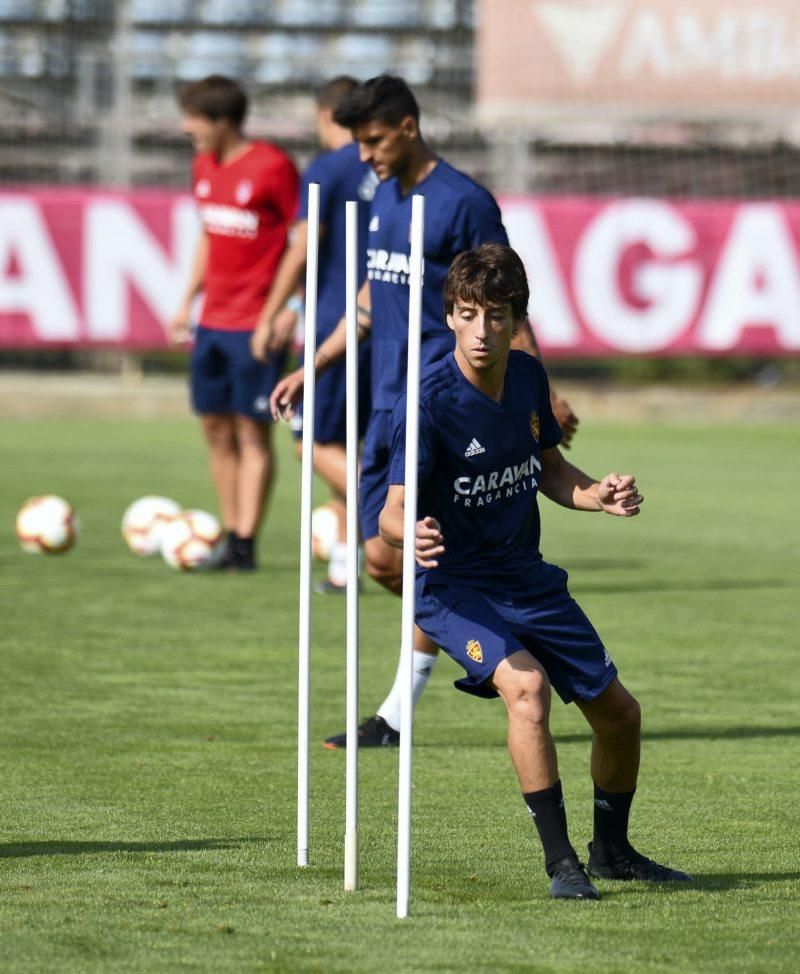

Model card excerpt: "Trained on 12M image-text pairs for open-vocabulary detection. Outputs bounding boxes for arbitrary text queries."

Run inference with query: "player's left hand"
[415,516,445,568]
[268,307,299,354]
[597,473,643,517]
[550,390,578,448]
[250,322,272,362]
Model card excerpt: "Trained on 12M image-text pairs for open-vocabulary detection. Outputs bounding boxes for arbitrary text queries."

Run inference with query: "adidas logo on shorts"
[464,438,485,457]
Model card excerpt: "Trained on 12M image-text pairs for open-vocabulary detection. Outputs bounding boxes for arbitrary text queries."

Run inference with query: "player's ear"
[446,311,455,333]
[400,115,418,141]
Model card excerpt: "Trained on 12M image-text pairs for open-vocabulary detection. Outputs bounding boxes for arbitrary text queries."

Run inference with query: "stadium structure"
[3,0,800,196]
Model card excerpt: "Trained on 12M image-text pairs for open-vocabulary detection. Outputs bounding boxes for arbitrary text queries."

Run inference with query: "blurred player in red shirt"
[171,76,299,569]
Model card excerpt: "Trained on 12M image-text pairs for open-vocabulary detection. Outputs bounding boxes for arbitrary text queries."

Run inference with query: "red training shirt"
[192,141,299,330]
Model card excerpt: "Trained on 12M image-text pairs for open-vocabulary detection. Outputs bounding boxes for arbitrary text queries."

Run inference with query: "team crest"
[195,178,211,199]
[235,179,253,205]
[466,639,483,663]
[529,411,540,443]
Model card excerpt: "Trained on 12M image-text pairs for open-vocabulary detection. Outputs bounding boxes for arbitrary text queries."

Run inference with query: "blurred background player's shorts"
[191,325,286,421]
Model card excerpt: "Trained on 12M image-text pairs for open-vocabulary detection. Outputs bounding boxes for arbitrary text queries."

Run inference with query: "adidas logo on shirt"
[369,215,380,231]
[464,438,485,457]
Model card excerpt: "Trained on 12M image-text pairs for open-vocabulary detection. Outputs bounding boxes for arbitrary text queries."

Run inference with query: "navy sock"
[523,780,577,876]
[593,784,636,860]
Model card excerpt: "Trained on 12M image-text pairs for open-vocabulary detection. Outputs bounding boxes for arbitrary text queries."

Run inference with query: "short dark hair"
[315,75,359,111]
[444,244,530,323]
[333,74,419,129]
[178,75,248,127]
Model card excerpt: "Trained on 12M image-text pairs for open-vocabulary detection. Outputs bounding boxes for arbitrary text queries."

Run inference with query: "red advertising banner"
[501,195,800,356]
[0,188,199,350]
[1,188,799,356]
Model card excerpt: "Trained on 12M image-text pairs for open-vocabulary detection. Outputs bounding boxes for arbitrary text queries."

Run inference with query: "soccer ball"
[160,509,225,571]
[311,503,340,561]
[121,495,181,556]
[16,495,78,554]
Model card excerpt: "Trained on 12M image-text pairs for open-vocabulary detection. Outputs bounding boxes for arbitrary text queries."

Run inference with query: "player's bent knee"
[616,695,641,736]
[364,537,402,592]
[597,694,641,742]
[364,555,402,593]
[499,667,551,725]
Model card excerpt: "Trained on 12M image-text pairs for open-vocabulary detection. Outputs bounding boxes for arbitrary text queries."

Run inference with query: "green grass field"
[1,414,798,973]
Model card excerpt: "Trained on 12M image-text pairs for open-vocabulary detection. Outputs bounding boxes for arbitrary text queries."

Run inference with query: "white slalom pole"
[397,194,425,919]
[344,201,360,891]
[298,182,320,869]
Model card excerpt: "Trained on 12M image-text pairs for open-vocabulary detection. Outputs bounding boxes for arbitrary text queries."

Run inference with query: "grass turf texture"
[1,416,798,973]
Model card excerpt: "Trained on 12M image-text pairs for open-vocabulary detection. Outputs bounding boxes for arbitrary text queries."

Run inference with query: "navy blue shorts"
[191,325,286,421]
[292,344,372,445]
[358,408,393,541]
[415,564,618,704]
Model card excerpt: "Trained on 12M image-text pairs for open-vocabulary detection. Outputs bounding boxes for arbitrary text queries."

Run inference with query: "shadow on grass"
[0,837,272,859]
[571,577,790,595]
[618,871,800,894]
[554,725,800,744]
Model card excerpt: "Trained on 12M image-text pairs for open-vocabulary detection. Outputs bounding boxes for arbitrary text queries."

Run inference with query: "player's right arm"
[169,232,208,345]
[379,485,445,568]
[269,279,371,420]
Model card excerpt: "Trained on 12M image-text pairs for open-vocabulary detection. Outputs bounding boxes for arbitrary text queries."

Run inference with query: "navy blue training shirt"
[388,351,563,588]
[366,160,508,411]
[298,142,378,337]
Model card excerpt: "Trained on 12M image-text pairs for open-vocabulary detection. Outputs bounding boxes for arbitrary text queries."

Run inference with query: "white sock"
[327,542,348,586]
[377,650,438,732]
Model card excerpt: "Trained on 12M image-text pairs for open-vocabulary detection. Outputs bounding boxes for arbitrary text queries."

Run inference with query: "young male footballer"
[380,243,692,899]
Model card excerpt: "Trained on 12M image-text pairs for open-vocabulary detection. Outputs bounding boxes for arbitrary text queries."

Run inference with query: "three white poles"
[296,182,425,919]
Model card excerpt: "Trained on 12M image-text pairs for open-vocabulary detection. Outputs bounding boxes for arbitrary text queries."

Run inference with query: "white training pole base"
[344,829,358,891]
[298,849,309,868]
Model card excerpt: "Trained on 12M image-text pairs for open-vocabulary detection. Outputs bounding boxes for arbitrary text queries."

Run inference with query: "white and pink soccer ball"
[160,509,226,571]
[121,495,181,557]
[16,495,78,554]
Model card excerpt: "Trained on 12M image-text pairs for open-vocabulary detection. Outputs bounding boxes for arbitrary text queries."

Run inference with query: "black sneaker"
[587,842,693,882]
[549,856,601,900]
[314,578,347,595]
[230,538,256,572]
[323,715,400,750]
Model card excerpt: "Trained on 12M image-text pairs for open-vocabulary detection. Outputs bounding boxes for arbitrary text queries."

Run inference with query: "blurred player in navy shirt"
[271,76,577,748]
[252,77,376,591]
[381,244,692,899]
